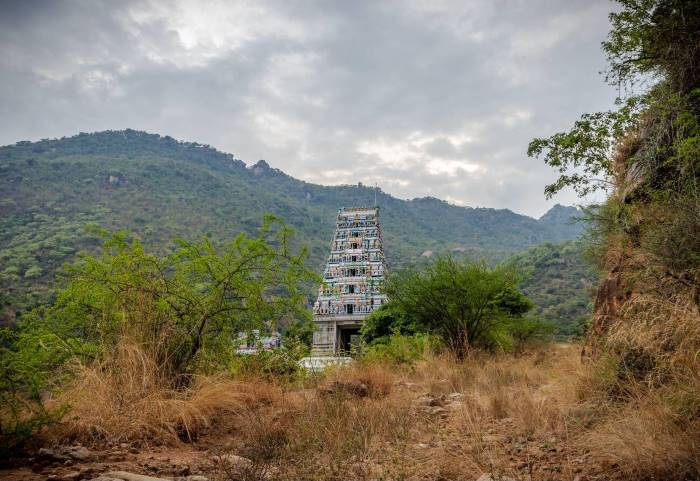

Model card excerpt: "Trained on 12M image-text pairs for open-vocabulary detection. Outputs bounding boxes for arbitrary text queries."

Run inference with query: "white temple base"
[299,356,353,371]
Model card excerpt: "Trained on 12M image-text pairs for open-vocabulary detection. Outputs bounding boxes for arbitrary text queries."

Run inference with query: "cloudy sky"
[0,0,618,217]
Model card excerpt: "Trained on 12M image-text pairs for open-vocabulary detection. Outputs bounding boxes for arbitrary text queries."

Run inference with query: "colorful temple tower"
[311,207,388,355]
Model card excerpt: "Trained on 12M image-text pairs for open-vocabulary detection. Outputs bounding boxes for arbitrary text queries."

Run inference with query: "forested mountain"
[0,130,585,323]
[507,241,596,337]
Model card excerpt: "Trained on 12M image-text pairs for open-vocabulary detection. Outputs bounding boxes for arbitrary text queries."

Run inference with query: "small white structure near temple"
[236,329,281,354]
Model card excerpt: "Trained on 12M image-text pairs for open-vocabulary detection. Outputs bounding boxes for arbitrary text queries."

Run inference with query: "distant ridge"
[0,130,584,320]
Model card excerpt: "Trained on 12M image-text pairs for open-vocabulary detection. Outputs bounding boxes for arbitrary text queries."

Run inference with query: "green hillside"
[0,130,585,324]
[508,241,597,337]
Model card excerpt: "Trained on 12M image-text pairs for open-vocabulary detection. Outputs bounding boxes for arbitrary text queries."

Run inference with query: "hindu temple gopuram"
[311,207,388,355]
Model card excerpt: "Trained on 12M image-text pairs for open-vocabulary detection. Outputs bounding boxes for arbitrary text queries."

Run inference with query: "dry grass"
[209,345,603,480]
[581,213,700,480]
[43,339,700,480]
[585,391,700,480]
[51,343,284,445]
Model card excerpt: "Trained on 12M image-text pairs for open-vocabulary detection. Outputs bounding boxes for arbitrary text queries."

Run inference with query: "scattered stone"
[447,392,465,401]
[414,394,444,407]
[174,464,190,476]
[212,453,253,470]
[39,446,92,462]
[61,471,82,480]
[103,471,173,481]
[320,380,369,397]
[426,406,448,417]
[107,451,127,462]
[476,474,518,481]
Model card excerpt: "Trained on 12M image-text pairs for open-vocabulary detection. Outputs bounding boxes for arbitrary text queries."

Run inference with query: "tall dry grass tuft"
[324,361,397,398]
[584,387,700,480]
[401,346,591,480]
[51,342,281,445]
[227,377,419,480]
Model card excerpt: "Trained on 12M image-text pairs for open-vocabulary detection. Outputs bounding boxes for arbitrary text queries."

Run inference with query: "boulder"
[38,446,92,462]
[414,394,444,407]
[212,453,253,469]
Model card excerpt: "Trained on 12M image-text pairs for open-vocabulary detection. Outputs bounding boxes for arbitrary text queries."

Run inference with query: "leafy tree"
[529,0,700,291]
[1,216,315,449]
[361,303,419,342]
[528,0,700,200]
[527,96,642,198]
[371,256,536,357]
[283,317,316,350]
[602,0,700,94]
[8,216,314,385]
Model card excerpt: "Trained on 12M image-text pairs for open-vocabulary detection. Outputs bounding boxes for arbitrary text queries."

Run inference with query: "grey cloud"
[0,0,617,216]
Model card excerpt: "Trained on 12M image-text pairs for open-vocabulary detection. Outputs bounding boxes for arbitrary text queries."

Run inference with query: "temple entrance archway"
[338,327,361,353]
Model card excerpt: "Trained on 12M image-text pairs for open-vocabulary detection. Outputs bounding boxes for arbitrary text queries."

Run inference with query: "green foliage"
[51,218,311,379]
[362,333,437,365]
[529,0,700,202]
[375,256,536,357]
[506,241,597,337]
[507,317,555,351]
[603,0,700,93]
[283,318,316,351]
[527,96,643,198]
[230,348,306,382]
[361,303,421,342]
[0,218,314,448]
[531,1,700,323]
[0,328,68,453]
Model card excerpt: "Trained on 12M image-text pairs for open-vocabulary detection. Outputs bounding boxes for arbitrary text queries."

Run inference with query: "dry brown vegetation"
[20,340,698,481]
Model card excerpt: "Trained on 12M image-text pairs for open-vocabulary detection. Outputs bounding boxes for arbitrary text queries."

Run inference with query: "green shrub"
[373,256,537,357]
[362,333,437,365]
[0,328,69,454]
[508,317,555,352]
[230,348,305,382]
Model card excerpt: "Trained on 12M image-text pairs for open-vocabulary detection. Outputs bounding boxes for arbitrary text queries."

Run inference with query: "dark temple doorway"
[339,327,361,354]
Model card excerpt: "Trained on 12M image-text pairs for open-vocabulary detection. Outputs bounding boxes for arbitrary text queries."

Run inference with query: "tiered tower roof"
[311,206,388,354]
